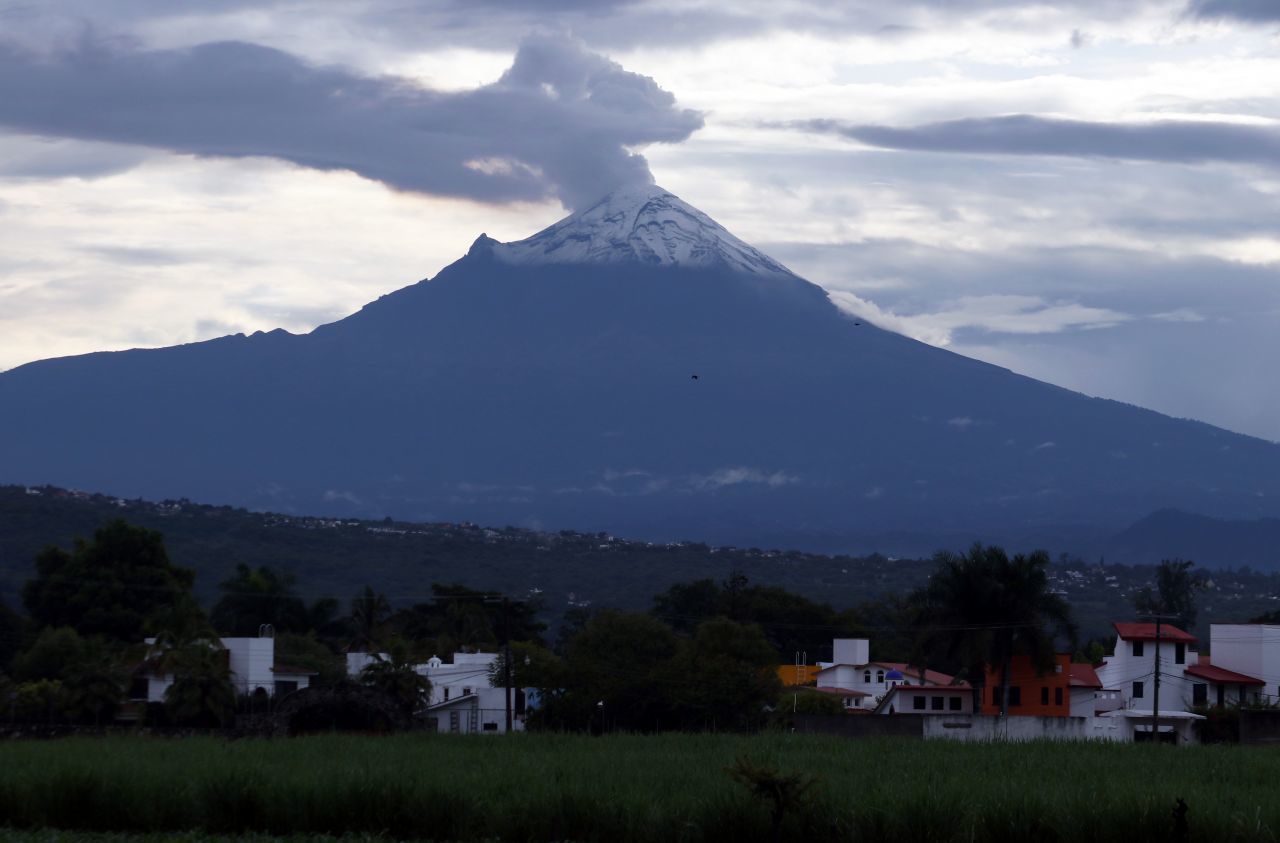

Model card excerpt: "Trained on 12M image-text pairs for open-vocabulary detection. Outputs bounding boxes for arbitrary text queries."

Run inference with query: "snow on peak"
[488,183,796,278]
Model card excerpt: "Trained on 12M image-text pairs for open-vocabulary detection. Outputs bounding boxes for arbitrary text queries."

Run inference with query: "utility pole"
[1143,613,1178,744]
[1153,615,1161,743]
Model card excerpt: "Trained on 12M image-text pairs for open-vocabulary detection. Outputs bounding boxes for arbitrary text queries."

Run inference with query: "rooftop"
[1113,622,1197,645]
[1068,663,1103,688]
[1184,663,1264,685]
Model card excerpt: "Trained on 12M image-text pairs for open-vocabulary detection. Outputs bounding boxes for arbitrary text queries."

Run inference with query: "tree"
[146,593,218,653]
[349,586,391,651]
[561,611,681,731]
[164,643,237,727]
[359,639,431,716]
[662,618,781,731]
[210,564,309,636]
[275,632,344,684]
[487,641,565,691]
[912,544,1076,717]
[1132,559,1206,632]
[12,627,125,724]
[388,584,546,653]
[650,578,859,660]
[0,597,22,675]
[22,520,195,642]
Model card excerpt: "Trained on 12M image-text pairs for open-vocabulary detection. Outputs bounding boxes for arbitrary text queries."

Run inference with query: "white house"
[1095,622,1199,712]
[815,638,959,710]
[346,650,524,733]
[1182,624,1275,706]
[1096,621,1268,714]
[131,635,315,704]
[876,684,974,715]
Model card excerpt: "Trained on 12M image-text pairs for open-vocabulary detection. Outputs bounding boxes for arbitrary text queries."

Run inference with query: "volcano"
[2,183,1277,553]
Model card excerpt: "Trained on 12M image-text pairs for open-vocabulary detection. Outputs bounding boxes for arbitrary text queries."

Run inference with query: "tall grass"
[0,733,1277,842]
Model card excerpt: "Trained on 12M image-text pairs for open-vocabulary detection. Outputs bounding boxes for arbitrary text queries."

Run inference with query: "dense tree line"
[0,518,1214,733]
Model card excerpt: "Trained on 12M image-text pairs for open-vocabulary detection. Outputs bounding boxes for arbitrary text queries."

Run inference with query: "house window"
[992,687,1002,706]
[876,670,884,684]
[449,711,459,733]
[1054,687,1063,706]
[864,670,871,683]
[1009,687,1021,707]
[931,696,944,711]
[1132,641,1144,657]
[1193,684,1207,706]
[1133,681,1145,699]
[274,680,298,697]
[1041,687,1049,706]
[443,687,450,701]
[483,722,498,732]
[912,695,926,710]
[949,696,962,711]
[463,687,472,696]
[1175,643,1185,665]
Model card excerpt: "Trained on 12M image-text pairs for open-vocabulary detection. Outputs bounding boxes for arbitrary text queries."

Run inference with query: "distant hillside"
[1105,509,1280,569]
[7,485,1280,645]
[0,484,932,614]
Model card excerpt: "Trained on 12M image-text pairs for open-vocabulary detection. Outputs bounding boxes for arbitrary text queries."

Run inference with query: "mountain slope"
[2,183,1278,550]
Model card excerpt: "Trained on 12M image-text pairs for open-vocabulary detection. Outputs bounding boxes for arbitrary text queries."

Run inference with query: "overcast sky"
[2,0,1278,441]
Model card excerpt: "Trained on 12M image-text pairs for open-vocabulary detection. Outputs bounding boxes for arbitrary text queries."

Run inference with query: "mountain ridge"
[2,185,1278,552]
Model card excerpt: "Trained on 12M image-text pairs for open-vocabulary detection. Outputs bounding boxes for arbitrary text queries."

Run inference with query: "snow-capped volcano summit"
[489,182,795,278]
[4,182,1280,559]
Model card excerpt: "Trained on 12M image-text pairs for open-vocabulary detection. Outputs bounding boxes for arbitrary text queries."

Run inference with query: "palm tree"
[349,586,391,652]
[912,544,1075,717]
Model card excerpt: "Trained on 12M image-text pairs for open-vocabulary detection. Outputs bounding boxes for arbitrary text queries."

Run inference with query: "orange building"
[979,654,1072,716]
[776,664,821,687]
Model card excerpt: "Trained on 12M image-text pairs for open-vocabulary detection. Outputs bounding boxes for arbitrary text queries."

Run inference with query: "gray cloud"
[1,0,1195,59]
[797,115,1280,168]
[1187,0,1280,21]
[0,33,702,209]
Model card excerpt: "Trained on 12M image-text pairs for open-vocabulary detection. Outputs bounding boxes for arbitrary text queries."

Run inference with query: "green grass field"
[0,733,1276,842]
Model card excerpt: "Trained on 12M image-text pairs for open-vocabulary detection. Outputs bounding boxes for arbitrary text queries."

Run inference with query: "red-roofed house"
[814,638,960,711]
[1096,621,1200,716]
[1096,620,1265,717]
[1203,624,1280,705]
[1184,655,1264,708]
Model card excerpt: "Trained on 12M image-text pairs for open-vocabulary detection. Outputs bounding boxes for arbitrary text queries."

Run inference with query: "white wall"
[1211,625,1280,702]
[921,714,1127,743]
[881,689,972,715]
[428,687,522,734]
[832,638,869,666]
[224,637,275,695]
[1096,636,1197,710]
